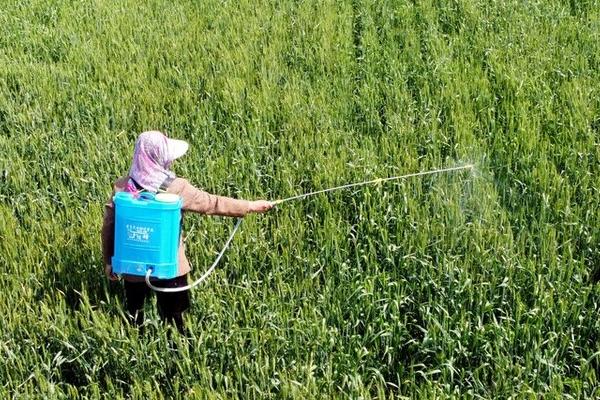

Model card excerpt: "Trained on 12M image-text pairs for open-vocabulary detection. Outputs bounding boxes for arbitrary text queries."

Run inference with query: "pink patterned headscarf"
[128,131,188,193]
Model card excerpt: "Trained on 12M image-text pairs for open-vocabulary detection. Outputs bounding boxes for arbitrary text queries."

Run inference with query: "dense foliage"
[1,0,598,398]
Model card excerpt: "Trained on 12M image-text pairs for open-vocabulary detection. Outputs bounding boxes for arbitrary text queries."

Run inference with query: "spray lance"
[141,163,474,293]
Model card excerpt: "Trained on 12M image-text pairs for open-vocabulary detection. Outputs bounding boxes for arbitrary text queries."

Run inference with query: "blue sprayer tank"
[112,191,183,279]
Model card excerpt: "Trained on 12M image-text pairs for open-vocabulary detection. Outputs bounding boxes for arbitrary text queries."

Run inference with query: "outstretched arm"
[169,178,273,216]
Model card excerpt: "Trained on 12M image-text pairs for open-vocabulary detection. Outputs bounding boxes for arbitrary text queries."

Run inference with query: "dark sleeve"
[101,199,115,265]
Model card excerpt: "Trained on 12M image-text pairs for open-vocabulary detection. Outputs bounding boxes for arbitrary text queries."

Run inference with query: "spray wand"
[146,164,474,292]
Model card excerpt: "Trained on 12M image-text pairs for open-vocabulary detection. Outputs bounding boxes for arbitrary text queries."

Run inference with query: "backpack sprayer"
[112,164,474,292]
[112,191,183,278]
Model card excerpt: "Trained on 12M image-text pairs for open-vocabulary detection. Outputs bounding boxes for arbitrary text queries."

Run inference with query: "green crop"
[0,0,598,398]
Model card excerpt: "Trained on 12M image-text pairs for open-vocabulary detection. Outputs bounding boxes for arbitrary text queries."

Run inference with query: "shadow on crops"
[35,245,122,314]
[591,265,600,284]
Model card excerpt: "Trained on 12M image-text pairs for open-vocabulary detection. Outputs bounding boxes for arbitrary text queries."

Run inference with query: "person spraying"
[101,131,273,333]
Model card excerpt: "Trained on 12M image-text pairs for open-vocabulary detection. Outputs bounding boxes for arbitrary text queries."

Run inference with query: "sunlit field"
[1,0,599,398]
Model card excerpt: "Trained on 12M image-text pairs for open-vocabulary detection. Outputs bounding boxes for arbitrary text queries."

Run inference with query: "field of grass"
[1,0,599,398]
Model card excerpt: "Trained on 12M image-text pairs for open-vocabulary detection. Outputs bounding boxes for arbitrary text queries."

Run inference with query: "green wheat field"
[1,0,599,398]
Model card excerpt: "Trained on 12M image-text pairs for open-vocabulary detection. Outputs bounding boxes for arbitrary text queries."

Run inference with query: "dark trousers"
[124,274,190,334]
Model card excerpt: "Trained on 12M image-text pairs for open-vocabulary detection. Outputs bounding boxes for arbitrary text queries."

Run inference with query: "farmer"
[101,130,273,334]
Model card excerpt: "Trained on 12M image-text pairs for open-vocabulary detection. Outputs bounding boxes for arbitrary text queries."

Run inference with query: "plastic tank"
[112,191,182,279]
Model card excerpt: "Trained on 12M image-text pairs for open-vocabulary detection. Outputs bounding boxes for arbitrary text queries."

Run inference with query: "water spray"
[146,163,474,292]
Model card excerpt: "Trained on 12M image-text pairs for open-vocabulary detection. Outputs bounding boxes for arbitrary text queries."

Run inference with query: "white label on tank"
[126,224,154,242]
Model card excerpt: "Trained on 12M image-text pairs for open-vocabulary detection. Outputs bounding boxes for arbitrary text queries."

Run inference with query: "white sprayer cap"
[155,193,180,203]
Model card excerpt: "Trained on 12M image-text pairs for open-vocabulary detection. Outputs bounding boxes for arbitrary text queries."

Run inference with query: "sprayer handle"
[138,192,156,201]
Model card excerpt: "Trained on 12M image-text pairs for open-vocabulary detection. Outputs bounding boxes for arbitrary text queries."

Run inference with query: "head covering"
[128,130,189,192]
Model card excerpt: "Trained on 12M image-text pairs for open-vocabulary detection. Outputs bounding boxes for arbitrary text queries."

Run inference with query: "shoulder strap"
[159,175,175,192]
